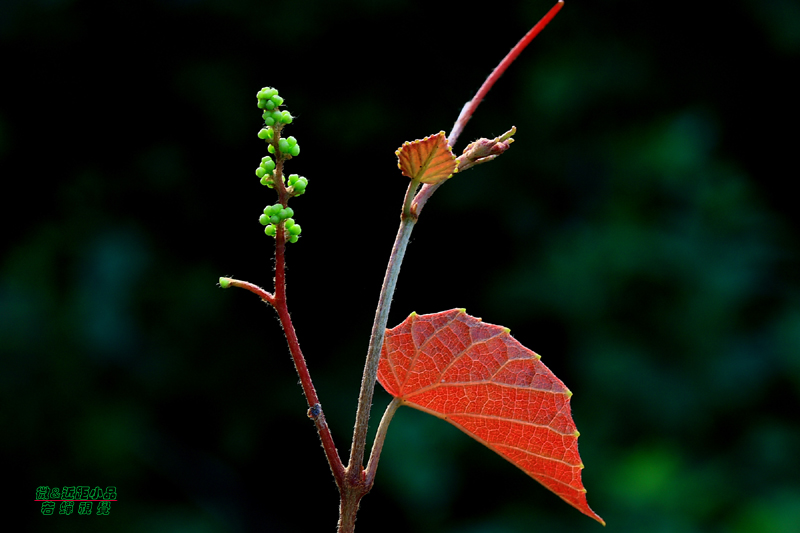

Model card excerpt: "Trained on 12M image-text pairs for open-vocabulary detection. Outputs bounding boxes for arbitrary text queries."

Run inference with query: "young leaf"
[378,309,604,525]
[395,131,458,184]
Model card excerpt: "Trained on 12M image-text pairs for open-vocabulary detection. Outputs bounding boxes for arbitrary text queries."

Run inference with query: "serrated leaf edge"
[395,131,458,184]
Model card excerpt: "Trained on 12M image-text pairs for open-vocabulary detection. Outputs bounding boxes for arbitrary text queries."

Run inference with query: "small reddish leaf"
[378,309,604,525]
[395,131,458,184]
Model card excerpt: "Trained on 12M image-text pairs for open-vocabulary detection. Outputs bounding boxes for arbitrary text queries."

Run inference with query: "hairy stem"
[223,229,346,486]
[273,224,346,486]
[347,217,415,474]
[220,278,274,305]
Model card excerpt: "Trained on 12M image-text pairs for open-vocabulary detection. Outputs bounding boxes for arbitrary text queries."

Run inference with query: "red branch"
[222,214,346,488]
[273,224,346,486]
[415,1,564,218]
[447,0,564,148]
[223,278,274,304]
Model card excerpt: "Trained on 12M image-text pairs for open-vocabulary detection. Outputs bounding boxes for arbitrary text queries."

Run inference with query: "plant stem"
[220,278,274,304]
[402,179,420,220]
[272,224,346,486]
[365,397,402,486]
[347,216,415,474]
[338,487,365,533]
[225,229,346,485]
[414,1,564,218]
[447,0,564,147]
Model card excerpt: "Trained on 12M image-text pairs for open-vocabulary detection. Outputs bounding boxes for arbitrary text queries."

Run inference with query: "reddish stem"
[222,278,274,305]
[414,1,563,218]
[272,223,346,487]
[222,228,346,487]
[447,0,564,148]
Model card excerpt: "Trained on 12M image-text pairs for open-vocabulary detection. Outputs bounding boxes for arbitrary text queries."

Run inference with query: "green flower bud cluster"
[253,87,307,242]
[278,135,300,157]
[257,87,293,124]
[287,173,308,196]
[260,203,302,243]
[256,155,277,187]
[262,109,294,126]
[256,87,299,157]
[264,134,300,157]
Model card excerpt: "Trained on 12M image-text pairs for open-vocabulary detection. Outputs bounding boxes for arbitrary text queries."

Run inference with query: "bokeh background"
[3,0,799,531]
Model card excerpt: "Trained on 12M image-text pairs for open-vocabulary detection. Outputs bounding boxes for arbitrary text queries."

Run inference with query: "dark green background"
[3,0,799,531]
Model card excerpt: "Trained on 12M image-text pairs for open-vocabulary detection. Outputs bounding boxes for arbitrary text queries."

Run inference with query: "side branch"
[219,271,344,484]
[274,296,345,486]
[219,277,275,305]
[272,226,346,486]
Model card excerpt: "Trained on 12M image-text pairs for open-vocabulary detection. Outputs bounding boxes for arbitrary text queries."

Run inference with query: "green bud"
[260,176,271,186]
[256,167,267,178]
[269,215,280,225]
[289,144,300,157]
[289,235,299,243]
[257,128,270,140]
[257,99,267,109]
[268,144,275,154]
[284,207,294,218]
[292,178,306,195]
[261,155,273,164]
[271,95,284,106]
[259,214,270,225]
[265,225,276,237]
[219,277,231,288]
[284,218,295,229]
[280,110,293,124]
[278,139,291,153]
[264,100,276,111]
[264,115,275,127]
[278,208,291,220]
[261,160,276,173]
[288,224,302,236]
[265,88,278,98]
[286,136,297,147]
[288,174,299,185]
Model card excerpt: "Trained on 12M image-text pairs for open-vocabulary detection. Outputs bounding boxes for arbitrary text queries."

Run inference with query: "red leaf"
[378,309,604,525]
[395,131,458,184]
